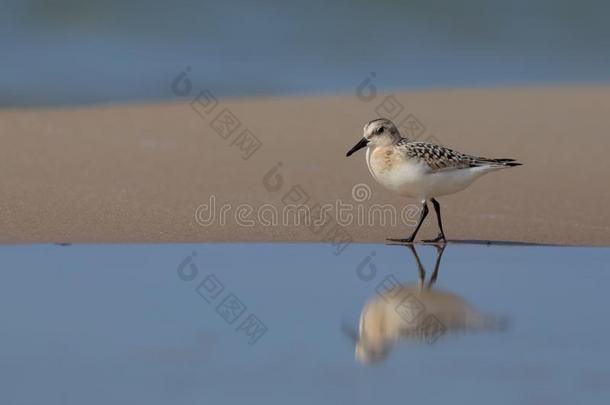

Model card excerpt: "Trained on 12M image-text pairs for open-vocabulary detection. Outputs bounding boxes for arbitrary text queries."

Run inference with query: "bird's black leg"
[388,202,429,243]
[427,244,446,289]
[423,198,447,244]
[405,244,426,288]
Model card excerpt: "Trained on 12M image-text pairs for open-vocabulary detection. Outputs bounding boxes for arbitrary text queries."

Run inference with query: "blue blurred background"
[2,0,610,107]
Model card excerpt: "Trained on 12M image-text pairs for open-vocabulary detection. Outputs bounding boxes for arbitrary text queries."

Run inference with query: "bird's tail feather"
[477,157,522,167]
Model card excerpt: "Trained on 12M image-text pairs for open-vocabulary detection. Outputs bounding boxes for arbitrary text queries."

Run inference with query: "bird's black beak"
[340,318,359,344]
[346,138,369,157]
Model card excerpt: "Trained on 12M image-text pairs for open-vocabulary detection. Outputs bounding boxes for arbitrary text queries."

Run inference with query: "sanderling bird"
[346,118,521,243]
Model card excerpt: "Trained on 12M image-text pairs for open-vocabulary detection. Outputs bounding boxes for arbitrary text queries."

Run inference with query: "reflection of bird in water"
[346,245,507,364]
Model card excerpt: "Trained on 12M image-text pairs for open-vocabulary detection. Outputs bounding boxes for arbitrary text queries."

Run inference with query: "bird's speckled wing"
[396,139,519,172]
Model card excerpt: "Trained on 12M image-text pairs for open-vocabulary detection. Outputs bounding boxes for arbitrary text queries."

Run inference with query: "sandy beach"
[1,85,609,245]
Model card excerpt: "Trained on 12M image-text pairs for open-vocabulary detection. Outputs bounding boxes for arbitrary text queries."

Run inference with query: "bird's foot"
[422,234,447,245]
[386,237,415,244]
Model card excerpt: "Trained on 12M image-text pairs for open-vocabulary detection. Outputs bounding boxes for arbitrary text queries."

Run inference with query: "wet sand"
[1,85,609,245]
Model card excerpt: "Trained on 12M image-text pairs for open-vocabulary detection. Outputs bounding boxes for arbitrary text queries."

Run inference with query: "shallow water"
[1,243,609,404]
[3,0,610,106]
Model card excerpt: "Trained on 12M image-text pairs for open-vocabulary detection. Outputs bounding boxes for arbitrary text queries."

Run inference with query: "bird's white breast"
[366,146,429,199]
[365,145,490,199]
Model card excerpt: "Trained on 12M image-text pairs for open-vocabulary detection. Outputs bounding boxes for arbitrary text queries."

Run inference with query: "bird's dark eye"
[376,127,384,134]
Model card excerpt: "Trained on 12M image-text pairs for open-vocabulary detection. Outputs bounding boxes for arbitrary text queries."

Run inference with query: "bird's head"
[341,317,390,364]
[346,118,401,157]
